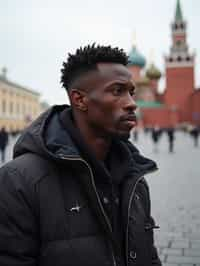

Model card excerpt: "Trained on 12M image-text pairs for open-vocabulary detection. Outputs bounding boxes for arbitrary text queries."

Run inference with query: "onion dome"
[128,46,146,68]
[136,76,150,86]
[146,63,161,80]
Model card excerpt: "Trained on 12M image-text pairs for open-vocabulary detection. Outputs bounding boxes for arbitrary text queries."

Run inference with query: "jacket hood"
[14,105,158,177]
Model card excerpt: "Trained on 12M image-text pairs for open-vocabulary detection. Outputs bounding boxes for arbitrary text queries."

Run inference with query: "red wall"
[165,67,194,107]
[141,107,180,128]
[128,65,142,82]
[191,90,200,125]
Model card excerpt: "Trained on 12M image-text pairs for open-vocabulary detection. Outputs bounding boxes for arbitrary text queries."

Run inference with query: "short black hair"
[60,43,128,91]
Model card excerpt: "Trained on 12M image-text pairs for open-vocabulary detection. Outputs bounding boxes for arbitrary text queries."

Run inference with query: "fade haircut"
[60,43,128,92]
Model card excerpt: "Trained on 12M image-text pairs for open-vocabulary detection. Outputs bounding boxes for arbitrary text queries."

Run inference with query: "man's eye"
[113,86,123,95]
[130,89,136,96]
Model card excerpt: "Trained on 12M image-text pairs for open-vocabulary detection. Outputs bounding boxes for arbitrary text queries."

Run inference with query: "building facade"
[0,68,42,132]
[164,0,195,124]
[128,0,200,128]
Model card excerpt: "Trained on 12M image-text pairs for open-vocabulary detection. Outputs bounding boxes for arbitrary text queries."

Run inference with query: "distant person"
[132,127,138,142]
[166,127,175,153]
[190,126,199,147]
[0,44,161,266]
[151,126,162,153]
[0,127,9,163]
[144,126,151,135]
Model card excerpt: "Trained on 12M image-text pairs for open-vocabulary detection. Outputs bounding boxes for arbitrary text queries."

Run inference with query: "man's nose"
[123,93,137,112]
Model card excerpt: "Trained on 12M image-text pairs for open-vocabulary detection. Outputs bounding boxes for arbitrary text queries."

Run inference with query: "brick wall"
[191,90,200,125]
[141,107,180,127]
[165,67,194,108]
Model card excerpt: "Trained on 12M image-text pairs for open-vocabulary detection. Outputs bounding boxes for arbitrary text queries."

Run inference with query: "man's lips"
[121,114,137,122]
[120,114,137,128]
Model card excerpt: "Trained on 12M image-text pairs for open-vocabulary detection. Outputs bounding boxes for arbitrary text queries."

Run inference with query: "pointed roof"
[175,0,183,22]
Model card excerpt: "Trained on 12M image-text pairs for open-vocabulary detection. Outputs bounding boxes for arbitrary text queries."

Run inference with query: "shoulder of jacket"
[0,153,57,186]
[140,177,149,188]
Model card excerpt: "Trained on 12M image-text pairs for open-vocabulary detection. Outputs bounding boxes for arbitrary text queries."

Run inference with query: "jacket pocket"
[66,201,101,238]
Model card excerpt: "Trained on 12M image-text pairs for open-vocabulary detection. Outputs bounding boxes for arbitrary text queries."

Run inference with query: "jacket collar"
[14,104,158,177]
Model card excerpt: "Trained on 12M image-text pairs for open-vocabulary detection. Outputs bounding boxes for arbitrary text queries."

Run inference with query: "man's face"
[80,63,137,139]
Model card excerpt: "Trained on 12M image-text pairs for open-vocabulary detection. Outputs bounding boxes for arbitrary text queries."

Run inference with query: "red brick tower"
[164,0,195,122]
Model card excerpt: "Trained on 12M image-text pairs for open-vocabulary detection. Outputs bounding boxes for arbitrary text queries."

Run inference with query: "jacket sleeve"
[0,165,39,266]
[142,179,162,266]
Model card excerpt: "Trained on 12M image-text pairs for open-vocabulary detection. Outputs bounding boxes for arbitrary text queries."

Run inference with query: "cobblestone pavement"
[135,130,200,266]
[1,131,200,265]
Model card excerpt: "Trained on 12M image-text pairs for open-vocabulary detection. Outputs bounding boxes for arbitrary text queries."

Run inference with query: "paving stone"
[171,240,190,249]
[166,255,200,264]
[159,254,166,262]
[156,239,171,248]
[180,264,198,266]
[158,232,183,239]
[190,240,200,245]
[184,248,200,257]
[191,243,200,249]
[162,248,182,256]
[188,234,200,240]
[163,264,178,266]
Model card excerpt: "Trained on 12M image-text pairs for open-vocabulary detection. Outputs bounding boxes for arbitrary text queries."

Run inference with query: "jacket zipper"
[125,169,158,266]
[59,155,117,266]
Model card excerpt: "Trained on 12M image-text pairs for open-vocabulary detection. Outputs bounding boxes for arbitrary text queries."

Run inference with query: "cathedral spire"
[175,0,183,22]
[165,0,194,68]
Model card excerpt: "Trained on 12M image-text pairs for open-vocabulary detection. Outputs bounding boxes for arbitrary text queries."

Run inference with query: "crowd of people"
[0,124,200,164]
[132,125,200,153]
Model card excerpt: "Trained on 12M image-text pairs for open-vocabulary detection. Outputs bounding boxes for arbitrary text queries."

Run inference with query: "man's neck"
[73,115,111,161]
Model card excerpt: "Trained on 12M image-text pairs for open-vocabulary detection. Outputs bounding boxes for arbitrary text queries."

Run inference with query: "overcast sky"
[0,0,200,105]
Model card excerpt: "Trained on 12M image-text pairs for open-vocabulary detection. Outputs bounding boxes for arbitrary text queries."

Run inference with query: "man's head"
[61,44,137,140]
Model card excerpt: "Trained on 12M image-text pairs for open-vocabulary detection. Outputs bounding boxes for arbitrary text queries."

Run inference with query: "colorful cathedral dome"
[136,75,150,86]
[128,46,146,68]
[146,63,161,80]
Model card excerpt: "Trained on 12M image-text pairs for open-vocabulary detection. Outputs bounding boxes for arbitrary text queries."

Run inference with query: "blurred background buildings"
[128,0,200,128]
[0,0,199,132]
[0,68,48,132]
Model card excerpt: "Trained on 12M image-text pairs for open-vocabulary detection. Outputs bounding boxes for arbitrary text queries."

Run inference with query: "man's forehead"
[97,63,133,81]
[72,63,134,89]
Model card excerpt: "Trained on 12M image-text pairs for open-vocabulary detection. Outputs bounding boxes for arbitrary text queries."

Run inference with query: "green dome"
[128,46,146,68]
[136,76,150,86]
[146,63,161,80]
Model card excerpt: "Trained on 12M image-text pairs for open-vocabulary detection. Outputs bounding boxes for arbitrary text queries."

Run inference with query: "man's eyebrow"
[104,80,136,90]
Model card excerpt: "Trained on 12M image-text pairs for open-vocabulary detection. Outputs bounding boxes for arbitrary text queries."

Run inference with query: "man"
[0,44,161,266]
[0,127,8,163]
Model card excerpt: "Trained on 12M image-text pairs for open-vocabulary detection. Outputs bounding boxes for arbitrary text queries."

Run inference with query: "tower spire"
[175,0,183,22]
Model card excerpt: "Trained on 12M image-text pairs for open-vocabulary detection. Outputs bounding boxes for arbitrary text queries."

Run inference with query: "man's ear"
[69,89,88,111]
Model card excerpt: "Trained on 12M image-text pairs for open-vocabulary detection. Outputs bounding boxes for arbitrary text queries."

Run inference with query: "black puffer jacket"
[0,105,161,266]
